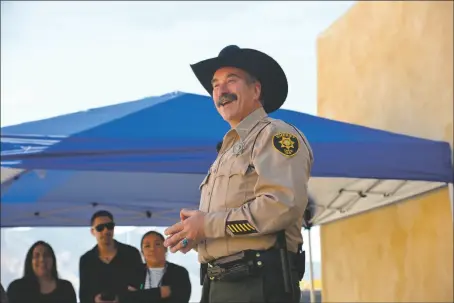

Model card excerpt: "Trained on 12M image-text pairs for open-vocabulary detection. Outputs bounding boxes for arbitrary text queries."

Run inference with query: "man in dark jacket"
[0,283,8,303]
[79,210,143,303]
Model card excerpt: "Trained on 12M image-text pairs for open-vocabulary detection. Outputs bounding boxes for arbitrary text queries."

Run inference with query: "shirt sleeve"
[171,266,192,302]
[79,255,94,303]
[204,123,313,238]
[118,246,146,297]
[6,280,23,303]
[0,283,8,303]
[131,247,145,288]
[120,265,192,303]
[61,280,78,303]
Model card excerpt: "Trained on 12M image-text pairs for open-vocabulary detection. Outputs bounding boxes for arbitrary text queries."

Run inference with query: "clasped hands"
[163,208,206,253]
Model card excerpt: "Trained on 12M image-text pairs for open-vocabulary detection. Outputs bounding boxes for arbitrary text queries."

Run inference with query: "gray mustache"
[216,93,237,107]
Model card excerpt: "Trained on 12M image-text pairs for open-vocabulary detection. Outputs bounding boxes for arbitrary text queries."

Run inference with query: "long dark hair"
[23,241,59,284]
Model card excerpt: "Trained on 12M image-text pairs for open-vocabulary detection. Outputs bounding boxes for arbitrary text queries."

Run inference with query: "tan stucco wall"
[317,1,453,302]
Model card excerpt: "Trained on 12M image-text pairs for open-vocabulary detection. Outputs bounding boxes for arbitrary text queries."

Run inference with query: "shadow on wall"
[300,290,322,303]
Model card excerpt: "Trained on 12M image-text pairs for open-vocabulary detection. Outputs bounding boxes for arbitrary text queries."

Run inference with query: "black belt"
[201,249,296,283]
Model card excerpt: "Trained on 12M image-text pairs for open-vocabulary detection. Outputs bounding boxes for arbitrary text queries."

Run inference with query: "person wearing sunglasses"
[79,210,143,303]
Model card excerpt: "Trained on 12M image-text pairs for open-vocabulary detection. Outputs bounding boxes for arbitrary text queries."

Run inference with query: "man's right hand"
[180,211,189,221]
[160,286,171,298]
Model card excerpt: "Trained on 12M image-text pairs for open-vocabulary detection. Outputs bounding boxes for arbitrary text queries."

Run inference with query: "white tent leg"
[308,228,316,303]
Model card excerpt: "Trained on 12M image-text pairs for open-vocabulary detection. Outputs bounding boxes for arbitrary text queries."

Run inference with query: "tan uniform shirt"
[197,107,314,264]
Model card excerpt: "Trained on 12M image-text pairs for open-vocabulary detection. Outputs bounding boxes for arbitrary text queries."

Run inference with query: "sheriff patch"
[272,132,299,157]
[226,220,258,235]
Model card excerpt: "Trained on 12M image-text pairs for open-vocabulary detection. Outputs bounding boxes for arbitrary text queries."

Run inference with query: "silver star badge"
[232,142,244,156]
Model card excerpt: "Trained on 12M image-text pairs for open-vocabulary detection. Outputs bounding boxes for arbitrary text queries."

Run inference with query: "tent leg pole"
[308,228,316,303]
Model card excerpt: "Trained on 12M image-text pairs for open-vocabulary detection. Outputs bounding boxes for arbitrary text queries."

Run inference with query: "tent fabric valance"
[1,92,452,227]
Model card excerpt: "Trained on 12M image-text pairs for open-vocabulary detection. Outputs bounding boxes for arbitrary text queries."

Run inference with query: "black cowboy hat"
[190,45,288,113]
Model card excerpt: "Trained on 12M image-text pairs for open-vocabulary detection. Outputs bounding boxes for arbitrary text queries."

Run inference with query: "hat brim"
[190,48,288,113]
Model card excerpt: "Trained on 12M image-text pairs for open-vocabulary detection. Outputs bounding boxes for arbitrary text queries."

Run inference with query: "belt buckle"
[207,265,225,281]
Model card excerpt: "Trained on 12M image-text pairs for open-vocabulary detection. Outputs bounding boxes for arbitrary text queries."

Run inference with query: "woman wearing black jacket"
[122,231,191,303]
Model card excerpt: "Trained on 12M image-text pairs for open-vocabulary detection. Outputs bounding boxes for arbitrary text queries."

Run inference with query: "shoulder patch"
[272,132,299,157]
[226,220,257,235]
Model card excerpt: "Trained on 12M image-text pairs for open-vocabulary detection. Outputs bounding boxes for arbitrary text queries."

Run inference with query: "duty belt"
[204,249,290,282]
[207,250,264,282]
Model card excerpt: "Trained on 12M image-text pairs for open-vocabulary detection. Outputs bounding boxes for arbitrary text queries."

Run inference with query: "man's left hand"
[164,209,206,253]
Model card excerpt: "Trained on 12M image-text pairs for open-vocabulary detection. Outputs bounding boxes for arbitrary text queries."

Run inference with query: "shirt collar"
[93,240,120,256]
[219,107,268,153]
[234,106,268,141]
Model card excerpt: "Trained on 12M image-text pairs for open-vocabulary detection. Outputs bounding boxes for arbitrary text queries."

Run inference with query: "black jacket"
[120,261,191,303]
[0,283,8,303]
[79,241,143,303]
[6,278,77,303]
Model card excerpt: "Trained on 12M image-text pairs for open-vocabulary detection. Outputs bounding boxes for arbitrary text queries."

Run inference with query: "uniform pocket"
[225,159,256,209]
[199,173,210,190]
[205,163,230,212]
[199,173,211,212]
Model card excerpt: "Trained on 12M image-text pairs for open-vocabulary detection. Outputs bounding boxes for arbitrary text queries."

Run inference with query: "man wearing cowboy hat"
[164,45,313,303]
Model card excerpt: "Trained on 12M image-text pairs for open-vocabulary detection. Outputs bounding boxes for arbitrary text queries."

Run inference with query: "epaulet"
[282,121,303,137]
[250,120,272,158]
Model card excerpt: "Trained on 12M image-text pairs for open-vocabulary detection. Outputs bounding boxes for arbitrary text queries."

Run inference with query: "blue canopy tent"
[1,91,452,227]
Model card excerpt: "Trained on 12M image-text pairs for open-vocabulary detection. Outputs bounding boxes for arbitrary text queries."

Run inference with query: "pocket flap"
[229,159,252,177]
[199,173,210,190]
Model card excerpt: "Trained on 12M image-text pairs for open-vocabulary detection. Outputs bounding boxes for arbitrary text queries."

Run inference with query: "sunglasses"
[94,222,115,232]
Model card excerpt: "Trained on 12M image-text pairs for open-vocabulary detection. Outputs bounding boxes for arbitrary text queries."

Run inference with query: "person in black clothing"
[6,241,77,303]
[122,231,191,303]
[79,210,143,303]
[1,282,9,303]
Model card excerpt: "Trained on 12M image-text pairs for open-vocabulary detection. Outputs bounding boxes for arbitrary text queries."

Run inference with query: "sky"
[1,1,354,126]
[1,1,355,300]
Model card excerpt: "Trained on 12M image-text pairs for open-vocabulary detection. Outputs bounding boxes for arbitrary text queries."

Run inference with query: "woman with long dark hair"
[6,241,77,303]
